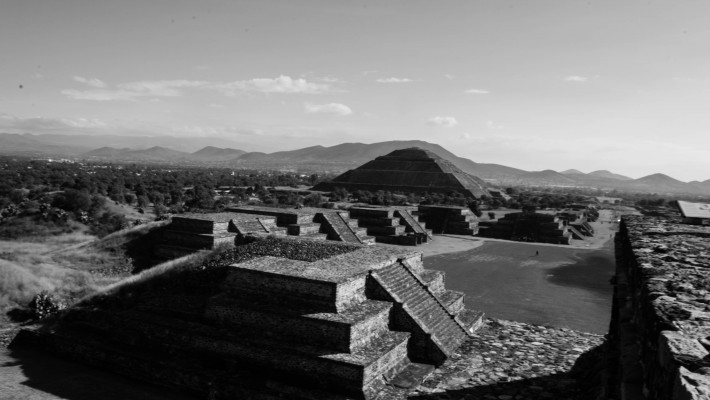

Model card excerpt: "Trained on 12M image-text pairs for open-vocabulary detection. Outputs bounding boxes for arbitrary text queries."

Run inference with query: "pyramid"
[312,147,490,198]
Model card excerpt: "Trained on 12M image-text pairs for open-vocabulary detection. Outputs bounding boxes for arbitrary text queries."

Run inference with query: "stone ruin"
[12,236,484,399]
[478,212,574,244]
[417,205,480,235]
[606,215,710,399]
[311,147,491,199]
[348,206,433,245]
[154,205,483,261]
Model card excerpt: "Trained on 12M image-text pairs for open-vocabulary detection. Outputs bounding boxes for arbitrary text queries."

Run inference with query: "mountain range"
[2,133,709,196]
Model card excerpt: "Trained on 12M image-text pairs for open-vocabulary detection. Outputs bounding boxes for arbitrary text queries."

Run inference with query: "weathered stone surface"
[607,215,710,400]
[9,236,485,399]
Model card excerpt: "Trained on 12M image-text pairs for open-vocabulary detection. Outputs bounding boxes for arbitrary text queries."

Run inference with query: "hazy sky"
[2,1,710,181]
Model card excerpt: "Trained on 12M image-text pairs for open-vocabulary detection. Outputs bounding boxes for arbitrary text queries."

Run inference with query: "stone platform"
[11,236,484,399]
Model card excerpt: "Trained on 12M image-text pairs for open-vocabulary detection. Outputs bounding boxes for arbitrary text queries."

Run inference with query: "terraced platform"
[12,236,484,399]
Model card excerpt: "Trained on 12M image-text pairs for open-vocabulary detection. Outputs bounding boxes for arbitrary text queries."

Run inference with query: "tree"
[303,193,323,207]
[186,184,215,209]
[522,204,537,214]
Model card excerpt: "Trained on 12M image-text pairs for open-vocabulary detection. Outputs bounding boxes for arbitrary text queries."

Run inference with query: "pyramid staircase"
[349,207,432,246]
[14,241,483,399]
[318,211,376,245]
[395,208,434,242]
[229,206,376,245]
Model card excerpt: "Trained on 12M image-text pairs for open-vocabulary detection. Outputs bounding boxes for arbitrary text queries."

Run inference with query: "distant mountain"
[3,133,709,195]
[191,146,246,161]
[588,170,632,181]
[507,170,578,186]
[230,140,526,180]
[83,146,192,162]
[0,133,255,155]
[560,169,584,175]
[631,173,692,193]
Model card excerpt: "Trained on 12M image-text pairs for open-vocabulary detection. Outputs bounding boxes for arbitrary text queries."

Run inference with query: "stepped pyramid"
[12,236,484,399]
[312,147,490,199]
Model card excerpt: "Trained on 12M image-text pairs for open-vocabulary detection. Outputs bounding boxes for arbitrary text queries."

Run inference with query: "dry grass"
[0,223,168,314]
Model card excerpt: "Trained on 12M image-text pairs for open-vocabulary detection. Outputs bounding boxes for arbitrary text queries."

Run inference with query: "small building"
[677,200,710,225]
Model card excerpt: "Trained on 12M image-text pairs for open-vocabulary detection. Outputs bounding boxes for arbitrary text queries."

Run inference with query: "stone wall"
[607,215,710,399]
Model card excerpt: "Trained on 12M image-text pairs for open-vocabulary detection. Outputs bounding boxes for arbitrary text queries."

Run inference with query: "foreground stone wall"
[608,215,710,399]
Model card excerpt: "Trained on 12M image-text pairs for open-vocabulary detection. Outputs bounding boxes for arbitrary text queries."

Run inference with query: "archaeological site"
[5,210,710,399]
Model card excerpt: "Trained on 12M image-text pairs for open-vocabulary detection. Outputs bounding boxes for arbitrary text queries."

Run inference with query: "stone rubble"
[381,318,604,399]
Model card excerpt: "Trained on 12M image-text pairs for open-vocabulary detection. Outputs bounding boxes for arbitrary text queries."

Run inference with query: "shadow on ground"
[2,344,195,400]
[407,343,607,400]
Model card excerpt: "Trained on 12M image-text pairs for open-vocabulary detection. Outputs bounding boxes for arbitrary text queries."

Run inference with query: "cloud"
[117,80,207,96]
[73,76,107,88]
[218,75,331,95]
[63,80,208,101]
[564,75,588,82]
[464,89,489,94]
[0,113,109,133]
[444,74,455,80]
[62,89,139,101]
[486,120,504,130]
[304,102,352,116]
[376,77,412,83]
[427,116,458,128]
[62,75,333,101]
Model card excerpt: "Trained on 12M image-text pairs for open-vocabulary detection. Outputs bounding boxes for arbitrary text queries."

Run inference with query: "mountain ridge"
[1,133,707,195]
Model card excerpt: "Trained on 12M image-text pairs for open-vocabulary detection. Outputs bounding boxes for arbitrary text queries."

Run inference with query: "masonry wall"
[607,215,710,400]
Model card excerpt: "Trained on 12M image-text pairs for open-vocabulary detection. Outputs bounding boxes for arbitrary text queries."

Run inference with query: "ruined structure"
[607,215,710,399]
[677,200,710,225]
[348,206,433,245]
[417,205,480,235]
[155,212,285,259]
[12,236,483,399]
[312,147,491,199]
[155,208,376,260]
[478,212,572,244]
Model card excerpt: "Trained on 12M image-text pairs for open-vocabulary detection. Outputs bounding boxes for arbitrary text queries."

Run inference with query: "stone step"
[20,316,411,399]
[455,309,486,334]
[356,217,402,227]
[418,270,445,293]
[437,290,465,314]
[287,222,322,235]
[366,225,406,236]
[349,207,394,219]
[371,263,467,365]
[301,232,329,241]
[221,266,345,313]
[358,235,377,245]
[205,296,394,353]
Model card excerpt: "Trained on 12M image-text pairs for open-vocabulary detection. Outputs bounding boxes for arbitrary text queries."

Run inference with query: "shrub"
[28,291,67,320]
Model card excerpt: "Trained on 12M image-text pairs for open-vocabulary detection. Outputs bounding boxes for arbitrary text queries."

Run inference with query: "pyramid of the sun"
[312,147,490,199]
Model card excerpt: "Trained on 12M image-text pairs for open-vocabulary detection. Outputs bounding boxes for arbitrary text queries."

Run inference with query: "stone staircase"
[15,240,484,399]
[349,207,426,246]
[369,260,477,364]
[228,206,375,244]
[395,208,433,242]
[319,211,376,245]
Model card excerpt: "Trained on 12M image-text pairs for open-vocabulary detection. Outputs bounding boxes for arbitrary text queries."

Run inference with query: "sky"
[2,0,710,181]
